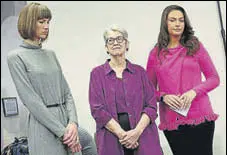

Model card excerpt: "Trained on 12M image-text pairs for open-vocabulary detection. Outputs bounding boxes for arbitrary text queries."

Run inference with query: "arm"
[89,69,126,138]
[119,69,157,148]
[105,118,126,139]
[141,68,158,124]
[7,52,65,138]
[146,49,183,109]
[119,113,149,149]
[146,49,166,102]
[52,52,81,152]
[62,74,78,125]
[134,113,150,134]
[192,43,220,96]
[52,52,78,125]
[89,70,113,130]
[61,76,81,152]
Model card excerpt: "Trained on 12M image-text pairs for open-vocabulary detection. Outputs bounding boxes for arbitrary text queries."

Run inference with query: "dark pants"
[164,121,215,155]
[118,113,135,155]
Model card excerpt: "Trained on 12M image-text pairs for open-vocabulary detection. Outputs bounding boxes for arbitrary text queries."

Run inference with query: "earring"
[106,51,109,54]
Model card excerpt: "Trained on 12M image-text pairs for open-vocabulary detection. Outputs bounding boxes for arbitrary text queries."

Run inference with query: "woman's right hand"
[162,94,183,110]
[116,129,127,140]
[117,129,139,149]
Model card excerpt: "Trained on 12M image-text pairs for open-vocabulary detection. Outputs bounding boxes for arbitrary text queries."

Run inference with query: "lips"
[43,31,48,35]
[112,47,121,50]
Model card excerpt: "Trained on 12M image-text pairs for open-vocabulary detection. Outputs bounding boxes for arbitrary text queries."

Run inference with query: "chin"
[40,37,47,40]
[111,52,124,56]
[172,33,182,37]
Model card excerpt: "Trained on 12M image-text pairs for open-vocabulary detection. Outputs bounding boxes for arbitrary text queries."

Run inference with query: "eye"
[169,19,175,22]
[107,38,114,42]
[38,19,50,24]
[117,36,124,41]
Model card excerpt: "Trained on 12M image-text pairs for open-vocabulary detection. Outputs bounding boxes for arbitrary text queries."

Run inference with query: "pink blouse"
[146,42,220,131]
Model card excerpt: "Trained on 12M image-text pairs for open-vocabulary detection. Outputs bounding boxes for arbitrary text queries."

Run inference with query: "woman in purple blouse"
[89,25,163,155]
[146,5,220,155]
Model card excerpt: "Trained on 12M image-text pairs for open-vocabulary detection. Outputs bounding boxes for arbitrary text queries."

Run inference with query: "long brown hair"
[157,5,199,57]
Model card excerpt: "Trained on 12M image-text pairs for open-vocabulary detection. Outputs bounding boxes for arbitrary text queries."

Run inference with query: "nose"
[113,39,119,45]
[44,24,49,29]
[43,22,49,29]
[175,21,180,28]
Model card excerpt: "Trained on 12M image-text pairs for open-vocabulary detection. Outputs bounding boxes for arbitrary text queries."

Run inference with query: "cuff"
[142,108,158,123]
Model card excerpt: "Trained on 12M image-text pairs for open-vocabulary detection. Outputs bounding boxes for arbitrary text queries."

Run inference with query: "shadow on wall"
[1,1,27,149]
[1,1,27,25]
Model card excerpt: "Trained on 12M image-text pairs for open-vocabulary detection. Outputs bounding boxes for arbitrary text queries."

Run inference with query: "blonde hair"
[17,2,52,41]
[103,25,128,44]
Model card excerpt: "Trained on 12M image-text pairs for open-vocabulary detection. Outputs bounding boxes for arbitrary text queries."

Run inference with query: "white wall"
[2,1,226,155]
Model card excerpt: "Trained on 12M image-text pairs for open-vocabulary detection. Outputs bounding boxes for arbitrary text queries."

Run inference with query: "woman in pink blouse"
[146,5,220,155]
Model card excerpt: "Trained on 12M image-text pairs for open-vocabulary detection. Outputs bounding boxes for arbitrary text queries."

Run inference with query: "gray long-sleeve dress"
[7,42,97,155]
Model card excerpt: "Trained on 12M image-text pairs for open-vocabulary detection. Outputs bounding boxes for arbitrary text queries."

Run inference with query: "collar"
[20,40,42,49]
[104,59,135,75]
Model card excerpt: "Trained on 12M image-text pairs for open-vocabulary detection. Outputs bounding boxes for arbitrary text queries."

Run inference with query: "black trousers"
[164,121,215,155]
[118,113,135,155]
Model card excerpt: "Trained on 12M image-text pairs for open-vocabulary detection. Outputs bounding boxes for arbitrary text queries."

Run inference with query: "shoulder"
[42,49,60,61]
[149,46,159,56]
[146,46,160,66]
[43,48,56,55]
[131,63,145,71]
[90,63,106,75]
[148,46,159,61]
[129,62,147,75]
[7,47,24,61]
[194,42,209,57]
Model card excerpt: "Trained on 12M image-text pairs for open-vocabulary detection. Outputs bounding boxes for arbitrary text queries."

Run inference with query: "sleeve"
[52,52,78,126]
[146,48,166,102]
[192,43,220,96]
[89,69,112,129]
[62,76,78,125]
[7,52,66,138]
[141,68,158,123]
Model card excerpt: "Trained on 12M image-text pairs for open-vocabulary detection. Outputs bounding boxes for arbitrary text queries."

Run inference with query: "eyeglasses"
[106,36,125,45]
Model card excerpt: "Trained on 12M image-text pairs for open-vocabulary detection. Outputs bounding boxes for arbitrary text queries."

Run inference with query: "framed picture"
[2,97,19,117]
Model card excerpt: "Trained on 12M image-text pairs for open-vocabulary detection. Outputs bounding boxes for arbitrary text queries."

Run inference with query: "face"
[105,31,128,56]
[34,18,50,41]
[167,10,185,37]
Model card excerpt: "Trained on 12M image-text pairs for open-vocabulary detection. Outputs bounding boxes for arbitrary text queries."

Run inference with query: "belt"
[46,102,65,108]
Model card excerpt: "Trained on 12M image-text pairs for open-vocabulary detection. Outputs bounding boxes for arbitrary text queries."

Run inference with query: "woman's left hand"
[119,129,141,149]
[180,89,197,110]
[63,123,79,148]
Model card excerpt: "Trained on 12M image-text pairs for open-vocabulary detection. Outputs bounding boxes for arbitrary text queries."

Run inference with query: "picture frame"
[2,97,19,117]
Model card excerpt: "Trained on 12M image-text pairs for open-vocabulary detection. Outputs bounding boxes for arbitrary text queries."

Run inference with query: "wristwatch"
[160,96,164,103]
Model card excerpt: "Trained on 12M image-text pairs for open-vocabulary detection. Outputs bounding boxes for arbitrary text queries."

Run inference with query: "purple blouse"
[89,59,163,155]
[115,78,128,113]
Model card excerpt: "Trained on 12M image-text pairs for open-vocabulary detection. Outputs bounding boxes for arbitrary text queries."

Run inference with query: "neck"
[168,35,181,48]
[24,39,42,46]
[109,56,126,68]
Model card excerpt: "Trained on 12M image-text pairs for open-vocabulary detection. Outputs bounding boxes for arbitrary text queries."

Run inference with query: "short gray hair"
[103,25,128,43]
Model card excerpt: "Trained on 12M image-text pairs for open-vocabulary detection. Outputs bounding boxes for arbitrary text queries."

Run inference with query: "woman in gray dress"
[7,2,97,155]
